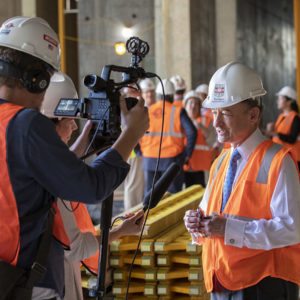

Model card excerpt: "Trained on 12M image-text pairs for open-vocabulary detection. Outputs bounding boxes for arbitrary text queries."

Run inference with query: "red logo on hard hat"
[5,23,14,29]
[214,84,225,98]
[43,34,58,47]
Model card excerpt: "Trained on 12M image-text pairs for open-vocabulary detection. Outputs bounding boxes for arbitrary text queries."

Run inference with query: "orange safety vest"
[173,100,183,108]
[273,111,300,161]
[184,116,212,171]
[140,101,185,158]
[0,102,24,266]
[53,201,99,274]
[201,140,300,292]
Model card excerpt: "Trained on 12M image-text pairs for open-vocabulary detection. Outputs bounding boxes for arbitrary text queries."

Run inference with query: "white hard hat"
[276,86,297,101]
[203,61,266,109]
[183,90,201,107]
[170,75,186,91]
[156,79,175,96]
[0,16,60,70]
[41,71,78,118]
[140,78,155,91]
[195,83,208,95]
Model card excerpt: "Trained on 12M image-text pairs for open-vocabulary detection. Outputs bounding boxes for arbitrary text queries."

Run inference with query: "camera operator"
[0,16,148,300]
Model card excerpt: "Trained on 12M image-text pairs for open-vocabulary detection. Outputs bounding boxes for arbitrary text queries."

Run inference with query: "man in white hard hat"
[0,16,149,300]
[140,78,155,107]
[184,62,300,300]
[170,75,186,107]
[140,79,197,194]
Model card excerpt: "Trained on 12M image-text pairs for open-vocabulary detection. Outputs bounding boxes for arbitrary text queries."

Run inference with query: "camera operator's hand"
[112,96,149,161]
[69,120,93,158]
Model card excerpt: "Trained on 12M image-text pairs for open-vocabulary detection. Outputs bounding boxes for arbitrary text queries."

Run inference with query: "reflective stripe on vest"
[145,106,184,138]
[140,101,185,158]
[0,103,24,266]
[194,144,210,151]
[201,140,300,292]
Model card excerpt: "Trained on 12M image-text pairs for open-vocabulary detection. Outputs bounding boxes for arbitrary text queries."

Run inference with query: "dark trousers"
[211,277,299,300]
[184,171,206,187]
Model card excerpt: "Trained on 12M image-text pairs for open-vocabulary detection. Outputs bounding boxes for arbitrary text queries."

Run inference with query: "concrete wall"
[190,0,216,89]
[0,0,22,24]
[78,0,155,96]
[236,0,296,126]
[154,0,191,89]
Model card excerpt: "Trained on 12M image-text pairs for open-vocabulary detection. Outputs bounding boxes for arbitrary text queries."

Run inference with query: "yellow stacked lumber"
[157,280,205,297]
[113,268,157,282]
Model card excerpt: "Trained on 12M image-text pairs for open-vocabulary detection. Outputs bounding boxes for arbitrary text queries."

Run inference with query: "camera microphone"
[142,162,181,211]
[144,72,156,79]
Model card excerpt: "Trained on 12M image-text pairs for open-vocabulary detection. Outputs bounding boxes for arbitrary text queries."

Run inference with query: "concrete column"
[215,0,237,68]
[0,0,22,24]
[154,0,191,89]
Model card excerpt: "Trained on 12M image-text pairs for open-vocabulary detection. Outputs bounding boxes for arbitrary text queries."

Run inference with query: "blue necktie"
[221,149,241,212]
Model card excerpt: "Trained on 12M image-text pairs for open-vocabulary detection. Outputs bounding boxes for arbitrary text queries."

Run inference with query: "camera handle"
[88,193,113,300]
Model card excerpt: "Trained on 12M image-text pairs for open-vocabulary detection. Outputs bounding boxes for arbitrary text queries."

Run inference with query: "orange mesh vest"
[0,102,24,266]
[53,201,99,274]
[273,111,300,161]
[184,116,212,171]
[201,140,300,292]
[140,101,185,158]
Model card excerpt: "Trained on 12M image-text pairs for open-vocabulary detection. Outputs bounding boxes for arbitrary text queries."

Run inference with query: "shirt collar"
[231,128,266,161]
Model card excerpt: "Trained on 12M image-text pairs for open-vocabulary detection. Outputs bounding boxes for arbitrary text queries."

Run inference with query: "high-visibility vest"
[53,201,99,274]
[173,100,183,108]
[273,111,300,161]
[184,116,212,171]
[0,102,24,266]
[201,140,300,292]
[140,101,185,158]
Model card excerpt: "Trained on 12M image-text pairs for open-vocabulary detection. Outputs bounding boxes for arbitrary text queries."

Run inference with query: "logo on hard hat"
[5,23,14,29]
[43,34,58,47]
[214,84,225,98]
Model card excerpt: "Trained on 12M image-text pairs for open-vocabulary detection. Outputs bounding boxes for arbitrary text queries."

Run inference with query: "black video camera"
[54,37,154,153]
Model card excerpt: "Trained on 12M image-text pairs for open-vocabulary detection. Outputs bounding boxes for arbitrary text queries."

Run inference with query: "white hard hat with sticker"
[0,16,61,70]
[170,75,186,91]
[203,61,266,109]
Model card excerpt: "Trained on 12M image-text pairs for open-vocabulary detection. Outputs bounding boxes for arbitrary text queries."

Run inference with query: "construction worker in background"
[0,16,148,300]
[123,82,145,210]
[140,78,156,107]
[140,79,197,194]
[183,90,215,187]
[265,86,300,170]
[170,74,186,107]
[184,61,300,300]
[196,83,209,102]
[40,71,145,300]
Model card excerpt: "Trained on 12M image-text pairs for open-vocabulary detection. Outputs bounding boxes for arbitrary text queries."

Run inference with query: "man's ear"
[249,106,260,124]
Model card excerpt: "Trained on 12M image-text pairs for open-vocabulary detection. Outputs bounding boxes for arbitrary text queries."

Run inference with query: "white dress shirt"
[196,128,300,250]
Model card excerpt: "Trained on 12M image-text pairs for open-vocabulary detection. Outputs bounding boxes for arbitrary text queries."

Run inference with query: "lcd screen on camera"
[56,99,79,112]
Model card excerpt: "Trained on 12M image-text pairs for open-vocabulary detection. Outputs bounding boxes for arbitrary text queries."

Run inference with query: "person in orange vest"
[184,62,300,300]
[183,90,216,187]
[140,79,197,194]
[265,86,300,170]
[170,75,186,107]
[0,16,149,300]
[40,71,145,300]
